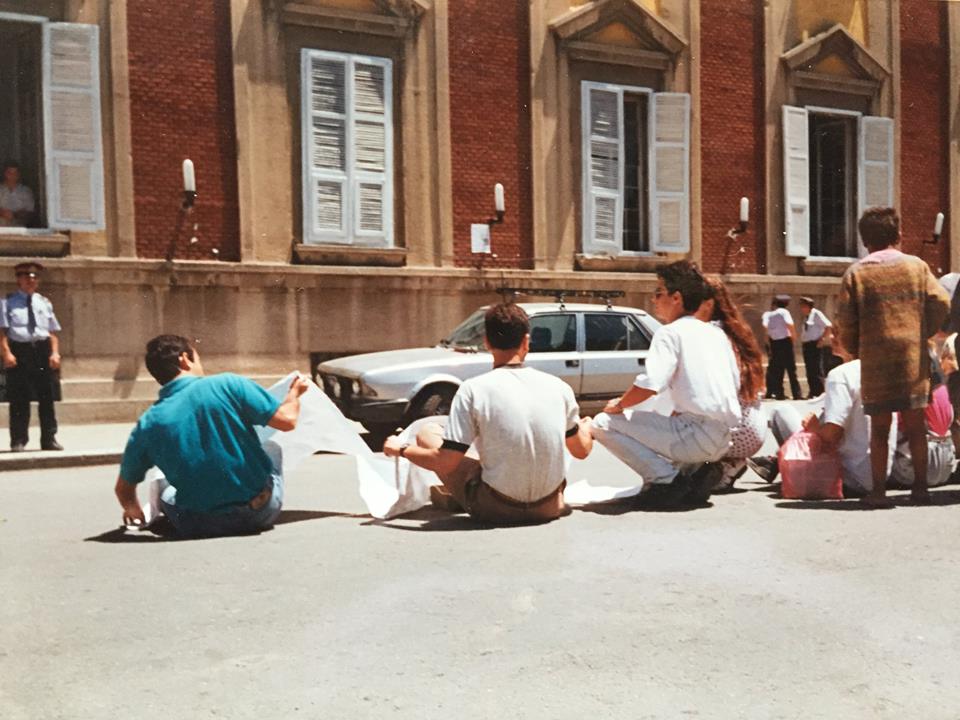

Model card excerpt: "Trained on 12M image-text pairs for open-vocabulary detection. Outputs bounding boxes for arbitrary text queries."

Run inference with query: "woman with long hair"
[697,276,768,488]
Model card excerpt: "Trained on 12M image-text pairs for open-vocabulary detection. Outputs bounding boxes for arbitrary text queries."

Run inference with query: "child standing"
[836,207,950,507]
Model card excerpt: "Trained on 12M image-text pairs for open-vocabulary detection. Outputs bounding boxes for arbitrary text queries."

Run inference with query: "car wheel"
[407,384,456,423]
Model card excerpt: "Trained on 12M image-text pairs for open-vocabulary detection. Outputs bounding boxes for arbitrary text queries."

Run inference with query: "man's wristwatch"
[398,443,411,458]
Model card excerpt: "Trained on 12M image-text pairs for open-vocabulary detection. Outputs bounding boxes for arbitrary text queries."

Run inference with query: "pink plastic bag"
[778,430,843,500]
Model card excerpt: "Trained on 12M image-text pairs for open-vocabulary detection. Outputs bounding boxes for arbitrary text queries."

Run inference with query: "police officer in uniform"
[1,262,63,451]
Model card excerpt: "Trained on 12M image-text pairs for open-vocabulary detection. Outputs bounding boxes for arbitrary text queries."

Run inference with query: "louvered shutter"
[301,51,393,246]
[581,83,622,254]
[858,116,894,222]
[302,51,347,243]
[43,22,105,231]
[649,92,690,253]
[352,59,392,245]
[782,105,810,257]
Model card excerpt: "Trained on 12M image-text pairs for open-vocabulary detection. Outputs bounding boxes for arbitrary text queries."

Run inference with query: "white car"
[316,301,662,434]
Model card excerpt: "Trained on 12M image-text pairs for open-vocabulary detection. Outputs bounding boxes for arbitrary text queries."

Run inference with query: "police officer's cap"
[13,261,44,277]
[799,295,815,305]
[774,293,791,303]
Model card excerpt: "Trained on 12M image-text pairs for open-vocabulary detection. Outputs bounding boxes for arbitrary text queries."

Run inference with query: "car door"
[522,312,583,395]
[579,312,652,400]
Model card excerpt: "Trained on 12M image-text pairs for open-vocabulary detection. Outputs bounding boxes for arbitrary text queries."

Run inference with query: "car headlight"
[355,380,378,398]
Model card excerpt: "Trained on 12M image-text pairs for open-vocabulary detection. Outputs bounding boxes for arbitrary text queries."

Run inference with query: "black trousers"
[802,340,830,397]
[6,339,58,446]
[767,338,801,400]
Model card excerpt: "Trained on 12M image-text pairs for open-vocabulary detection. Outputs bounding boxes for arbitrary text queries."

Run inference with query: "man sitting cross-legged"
[383,303,593,525]
[589,261,742,508]
[115,334,309,538]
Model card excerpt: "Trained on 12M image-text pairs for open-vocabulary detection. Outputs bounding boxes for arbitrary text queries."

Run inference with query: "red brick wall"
[900,0,950,274]
[699,0,766,274]
[127,0,240,261]
[448,1,533,268]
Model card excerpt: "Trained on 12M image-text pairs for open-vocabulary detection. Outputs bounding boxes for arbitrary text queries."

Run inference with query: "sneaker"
[747,455,779,482]
[10,443,25,453]
[636,473,693,509]
[41,438,64,451]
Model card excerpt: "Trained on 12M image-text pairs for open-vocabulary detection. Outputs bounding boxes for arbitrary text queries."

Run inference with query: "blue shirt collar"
[158,374,198,399]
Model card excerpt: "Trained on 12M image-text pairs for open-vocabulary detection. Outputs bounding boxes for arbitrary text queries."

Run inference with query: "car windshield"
[440,309,486,349]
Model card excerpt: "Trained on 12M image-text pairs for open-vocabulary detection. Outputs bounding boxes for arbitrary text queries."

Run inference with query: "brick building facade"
[0,0,957,406]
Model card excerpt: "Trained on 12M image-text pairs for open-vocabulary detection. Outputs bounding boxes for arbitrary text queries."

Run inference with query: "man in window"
[382,303,593,525]
[835,207,950,508]
[115,335,310,537]
[0,161,35,228]
[589,261,741,508]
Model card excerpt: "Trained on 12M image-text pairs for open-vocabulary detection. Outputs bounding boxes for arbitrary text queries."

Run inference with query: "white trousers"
[591,411,731,485]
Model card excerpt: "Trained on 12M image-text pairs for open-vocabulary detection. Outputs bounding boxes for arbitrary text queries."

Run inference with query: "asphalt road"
[4,444,960,719]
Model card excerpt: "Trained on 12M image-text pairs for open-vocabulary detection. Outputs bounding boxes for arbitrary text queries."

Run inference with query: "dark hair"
[484,303,530,350]
[773,296,789,309]
[657,260,709,313]
[706,277,765,403]
[145,334,194,385]
[2,160,19,172]
[858,207,900,250]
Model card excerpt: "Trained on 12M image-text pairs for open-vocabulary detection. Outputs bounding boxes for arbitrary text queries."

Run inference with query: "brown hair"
[484,303,530,350]
[705,276,765,403]
[858,207,900,250]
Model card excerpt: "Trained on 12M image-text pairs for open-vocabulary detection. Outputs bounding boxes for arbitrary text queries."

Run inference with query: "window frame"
[806,105,860,260]
[526,312,580,354]
[580,80,653,258]
[0,11,105,234]
[300,48,394,248]
[582,312,651,353]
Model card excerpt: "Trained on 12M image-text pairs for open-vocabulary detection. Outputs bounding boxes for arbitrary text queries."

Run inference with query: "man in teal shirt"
[115,334,308,537]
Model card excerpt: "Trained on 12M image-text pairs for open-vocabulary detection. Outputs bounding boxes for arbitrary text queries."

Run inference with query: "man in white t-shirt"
[748,339,896,494]
[383,303,593,525]
[799,296,833,398]
[589,261,741,508]
[762,295,801,400]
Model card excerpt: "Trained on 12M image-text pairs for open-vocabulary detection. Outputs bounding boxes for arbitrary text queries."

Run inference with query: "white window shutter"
[301,50,393,246]
[649,92,690,253]
[782,105,810,257]
[581,82,623,255]
[352,60,392,245]
[42,22,105,231]
[858,115,894,214]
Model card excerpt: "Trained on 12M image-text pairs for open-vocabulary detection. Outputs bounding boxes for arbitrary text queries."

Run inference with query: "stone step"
[0,374,291,428]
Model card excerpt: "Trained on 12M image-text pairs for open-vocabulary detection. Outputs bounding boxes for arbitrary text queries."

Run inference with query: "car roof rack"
[496,287,625,310]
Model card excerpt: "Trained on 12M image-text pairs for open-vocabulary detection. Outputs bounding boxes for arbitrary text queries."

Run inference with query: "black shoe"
[10,443,25,453]
[41,439,64,451]
[747,455,779,482]
[636,473,693,509]
[684,462,722,505]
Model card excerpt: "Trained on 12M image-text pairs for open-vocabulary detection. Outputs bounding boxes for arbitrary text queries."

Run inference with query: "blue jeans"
[159,472,283,538]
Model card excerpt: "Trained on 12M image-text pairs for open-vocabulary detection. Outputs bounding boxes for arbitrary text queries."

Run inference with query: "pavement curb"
[0,451,121,472]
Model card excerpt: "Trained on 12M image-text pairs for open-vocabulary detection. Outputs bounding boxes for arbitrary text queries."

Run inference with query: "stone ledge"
[294,244,407,267]
[800,257,855,277]
[0,233,70,257]
[0,450,120,472]
[575,253,672,273]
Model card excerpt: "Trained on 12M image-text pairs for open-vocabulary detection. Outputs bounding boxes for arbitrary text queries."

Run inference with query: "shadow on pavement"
[85,509,356,542]
[364,506,566,531]
[776,489,960,510]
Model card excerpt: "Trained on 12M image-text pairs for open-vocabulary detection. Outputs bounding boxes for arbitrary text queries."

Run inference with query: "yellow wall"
[795,0,867,45]
[586,21,644,47]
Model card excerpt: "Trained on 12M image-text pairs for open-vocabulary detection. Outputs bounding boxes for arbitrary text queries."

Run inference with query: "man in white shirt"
[0,162,35,228]
[383,303,593,525]
[762,294,801,400]
[748,339,896,495]
[799,296,833,398]
[589,261,742,508]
